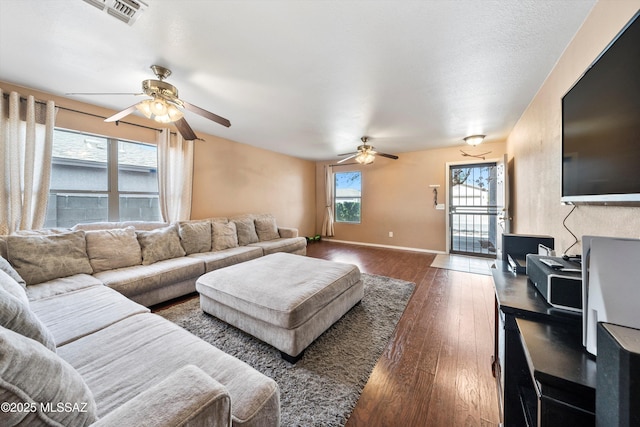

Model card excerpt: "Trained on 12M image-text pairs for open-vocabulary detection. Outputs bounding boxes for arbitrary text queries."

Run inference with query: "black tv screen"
[562,11,640,204]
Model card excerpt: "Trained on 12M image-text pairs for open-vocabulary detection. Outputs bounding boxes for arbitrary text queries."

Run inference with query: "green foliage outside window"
[336,201,361,222]
[335,171,361,223]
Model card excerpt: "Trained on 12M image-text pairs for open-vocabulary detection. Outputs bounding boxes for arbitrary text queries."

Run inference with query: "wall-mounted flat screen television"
[562,11,640,204]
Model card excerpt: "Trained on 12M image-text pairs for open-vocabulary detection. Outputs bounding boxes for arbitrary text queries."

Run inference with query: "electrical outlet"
[388,231,393,238]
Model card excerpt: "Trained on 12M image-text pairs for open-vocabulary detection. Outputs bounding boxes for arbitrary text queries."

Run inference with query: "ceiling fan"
[337,137,399,165]
[76,65,231,141]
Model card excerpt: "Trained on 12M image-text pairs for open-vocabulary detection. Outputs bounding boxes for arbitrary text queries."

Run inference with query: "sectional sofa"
[0,214,306,427]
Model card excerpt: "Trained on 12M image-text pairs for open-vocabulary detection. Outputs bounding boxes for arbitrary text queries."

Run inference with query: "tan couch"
[0,214,307,307]
[0,214,305,427]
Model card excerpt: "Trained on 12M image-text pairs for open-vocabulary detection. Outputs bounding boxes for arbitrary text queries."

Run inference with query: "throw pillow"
[7,231,93,286]
[0,285,56,352]
[136,225,186,265]
[212,221,239,251]
[177,220,212,254]
[255,216,280,241]
[0,326,98,426]
[0,255,26,289]
[0,269,28,305]
[85,226,142,273]
[232,217,259,246]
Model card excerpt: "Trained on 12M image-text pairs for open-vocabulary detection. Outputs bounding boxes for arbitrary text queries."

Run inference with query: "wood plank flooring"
[305,240,500,427]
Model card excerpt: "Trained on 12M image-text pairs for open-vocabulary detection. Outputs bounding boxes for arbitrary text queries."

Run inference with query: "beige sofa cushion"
[91,365,232,427]
[254,216,279,241]
[177,220,212,254]
[0,326,98,427]
[0,283,56,352]
[31,285,149,347]
[136,225,186,265]
[248,236,308,256]
[26,274,104,302]
[189,246,263,273]
[232,217,259,246]
[58,313,279,425]
[7,231,93,286]
[85,226,142,273]
[93,257,204,301]
[212,221,238,251]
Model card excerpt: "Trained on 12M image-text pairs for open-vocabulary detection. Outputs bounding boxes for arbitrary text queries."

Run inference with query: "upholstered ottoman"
[196,252,363,363]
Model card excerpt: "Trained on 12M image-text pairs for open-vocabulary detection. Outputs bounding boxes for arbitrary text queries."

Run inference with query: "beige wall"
[506,1,640,254]
[315,141,506,252]
[1,81,317,236]
[190,135,316,236]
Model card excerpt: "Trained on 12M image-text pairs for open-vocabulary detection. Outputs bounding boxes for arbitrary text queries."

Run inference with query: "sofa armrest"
[92,365,231,427]
[277,227,298,238]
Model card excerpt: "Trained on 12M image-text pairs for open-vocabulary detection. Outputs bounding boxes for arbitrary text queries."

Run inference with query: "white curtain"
[321,165,335,236]
[0,90,56,234]
[157,129,194,222]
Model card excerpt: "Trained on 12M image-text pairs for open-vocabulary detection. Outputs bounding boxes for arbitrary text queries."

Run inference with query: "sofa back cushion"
[254,215,280,241]
[0,282,56,352]
[177,220,212,254]
[85,227,142,273]
[232,216,260,246]
[7,231,93,286]
[0,326,98,426]
[212,221,239,251]
[136,225,186,265]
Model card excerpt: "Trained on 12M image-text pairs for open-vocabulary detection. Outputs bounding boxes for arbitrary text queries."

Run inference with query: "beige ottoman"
[196,252,363,363]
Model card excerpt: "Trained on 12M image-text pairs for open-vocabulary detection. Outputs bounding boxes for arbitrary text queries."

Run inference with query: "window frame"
[48,128,160,226]
[334,170,362,224]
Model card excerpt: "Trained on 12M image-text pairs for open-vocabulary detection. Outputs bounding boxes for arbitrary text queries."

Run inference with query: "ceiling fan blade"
[338,151,358,157]
[104,103,140,122]
[337,154,358,163]
[174,118,198,141]
[377,152,399,160]
[182,100,231,128]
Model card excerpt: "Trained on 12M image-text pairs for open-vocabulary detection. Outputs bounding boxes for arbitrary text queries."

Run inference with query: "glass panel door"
[449,162,498,257]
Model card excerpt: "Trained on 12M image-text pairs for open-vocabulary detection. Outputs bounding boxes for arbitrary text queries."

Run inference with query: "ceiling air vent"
[82,0,149,26]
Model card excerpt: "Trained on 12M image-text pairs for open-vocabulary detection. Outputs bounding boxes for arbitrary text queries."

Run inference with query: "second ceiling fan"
[338,137,399,164]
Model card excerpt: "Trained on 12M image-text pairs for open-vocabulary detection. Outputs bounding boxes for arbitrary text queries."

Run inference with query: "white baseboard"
[322,238,446,255]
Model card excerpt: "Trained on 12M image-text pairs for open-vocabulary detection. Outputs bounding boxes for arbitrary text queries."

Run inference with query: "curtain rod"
[2,92,172,135]
[329,162,359,167]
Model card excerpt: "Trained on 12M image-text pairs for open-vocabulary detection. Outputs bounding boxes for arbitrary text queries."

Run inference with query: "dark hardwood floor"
[306,240,501,427]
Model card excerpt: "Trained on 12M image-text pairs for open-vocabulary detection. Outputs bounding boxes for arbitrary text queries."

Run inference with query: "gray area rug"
[156,273,415,427]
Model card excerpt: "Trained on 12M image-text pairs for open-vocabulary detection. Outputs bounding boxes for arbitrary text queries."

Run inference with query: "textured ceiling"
[0,0,596,160]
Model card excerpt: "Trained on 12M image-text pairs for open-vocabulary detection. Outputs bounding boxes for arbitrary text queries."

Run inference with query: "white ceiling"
[0,0,596,161]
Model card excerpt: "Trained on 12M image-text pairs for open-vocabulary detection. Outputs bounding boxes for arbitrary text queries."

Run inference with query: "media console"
[492,261,596,426]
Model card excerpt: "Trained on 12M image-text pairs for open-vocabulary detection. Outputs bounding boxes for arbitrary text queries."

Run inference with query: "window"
[334,171,362,223]
[45,129,160,228]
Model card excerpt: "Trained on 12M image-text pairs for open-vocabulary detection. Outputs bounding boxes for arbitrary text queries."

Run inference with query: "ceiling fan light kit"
[355,150,375,165]
[463,134,486,146]
[135,98,184,123]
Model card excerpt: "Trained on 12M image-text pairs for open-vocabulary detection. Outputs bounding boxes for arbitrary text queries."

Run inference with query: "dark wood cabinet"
[492,261,596,426]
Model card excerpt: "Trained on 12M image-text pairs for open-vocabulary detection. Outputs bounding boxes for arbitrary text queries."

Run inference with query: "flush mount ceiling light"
[463,134,486,146]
